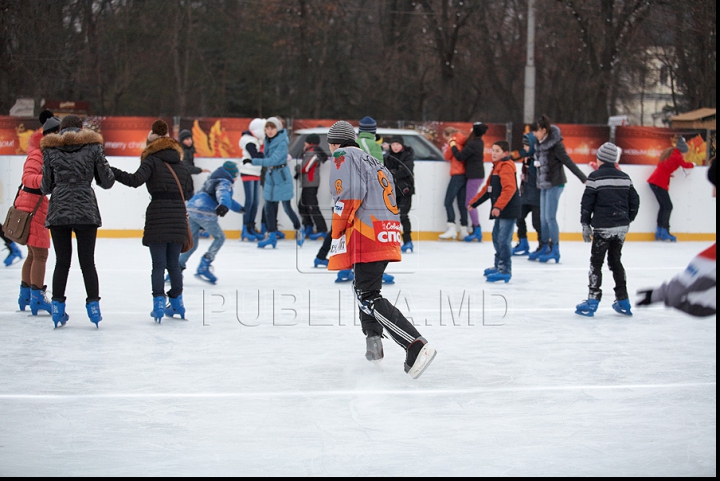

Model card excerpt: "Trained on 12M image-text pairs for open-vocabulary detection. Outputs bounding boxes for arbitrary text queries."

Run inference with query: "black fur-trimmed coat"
[41,128,115,227]
[111,137,194,246]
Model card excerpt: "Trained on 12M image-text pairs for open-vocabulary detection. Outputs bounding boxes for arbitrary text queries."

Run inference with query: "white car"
[289,127,444,161]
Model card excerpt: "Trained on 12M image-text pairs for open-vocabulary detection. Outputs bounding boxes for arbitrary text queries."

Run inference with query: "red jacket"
[443,132,467,176]
[13,130,50,248]
[647,148,694,191]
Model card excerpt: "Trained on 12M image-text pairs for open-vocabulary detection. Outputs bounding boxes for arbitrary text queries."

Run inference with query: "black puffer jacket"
[41,128,115,227]
[385,147,415,196]
[111,137,194,246]
[536,125,587,189]
[451,137,485,179]
[581,162,640,228]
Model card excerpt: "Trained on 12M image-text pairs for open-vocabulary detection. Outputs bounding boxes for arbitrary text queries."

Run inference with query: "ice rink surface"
[0,238,715,476]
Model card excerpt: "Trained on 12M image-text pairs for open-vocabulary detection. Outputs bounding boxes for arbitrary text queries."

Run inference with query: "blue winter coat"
[186,167,243,222]
[251,129,293,202]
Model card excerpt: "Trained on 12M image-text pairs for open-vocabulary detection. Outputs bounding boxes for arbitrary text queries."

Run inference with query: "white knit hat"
[327,121,356,144]
[596,142,619,163]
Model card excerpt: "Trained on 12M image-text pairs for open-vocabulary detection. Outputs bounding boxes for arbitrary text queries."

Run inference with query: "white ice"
[0,239,716,476]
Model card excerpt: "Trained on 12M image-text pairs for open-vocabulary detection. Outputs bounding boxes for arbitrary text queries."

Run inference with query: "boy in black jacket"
[576,142,640,317]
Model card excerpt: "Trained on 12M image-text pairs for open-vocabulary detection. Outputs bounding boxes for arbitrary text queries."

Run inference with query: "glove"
[636,289,654,306]
[215,204,229,217]
[582,224,592,243]
[242,158,252,164]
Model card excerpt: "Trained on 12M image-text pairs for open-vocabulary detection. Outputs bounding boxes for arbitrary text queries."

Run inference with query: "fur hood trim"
[41,130,103,151]
[141,137,184,161]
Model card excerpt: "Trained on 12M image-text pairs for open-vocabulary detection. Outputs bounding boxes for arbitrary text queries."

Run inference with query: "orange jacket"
[469,158,518,212]
[443,131,467,176]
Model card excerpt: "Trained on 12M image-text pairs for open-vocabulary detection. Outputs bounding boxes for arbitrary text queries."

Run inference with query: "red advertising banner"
[404,121,507,159]
[178,117,253,158]
[96,116,172,157]
[615,126,710,166]
[0,117,43,155]
[555,124,610,165]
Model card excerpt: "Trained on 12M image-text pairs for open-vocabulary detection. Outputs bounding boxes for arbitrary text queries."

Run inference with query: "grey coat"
[535,125,587,190]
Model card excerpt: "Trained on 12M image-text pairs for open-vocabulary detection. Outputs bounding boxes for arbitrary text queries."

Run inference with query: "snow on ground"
[0,238,716,476]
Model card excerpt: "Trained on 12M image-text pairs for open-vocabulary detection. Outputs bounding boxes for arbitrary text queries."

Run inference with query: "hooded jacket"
[239,130,263,178]
[41,128,115,227]
[14,129,50,248]
[443,131,467,176]
[647,148,695,191]
[357,131,384,163]
[186,167,243,222]
[535,125,587,189]
[384,146,415,196]
[111,137,194,246]
[252,129,294,202]
[469,156,521,220]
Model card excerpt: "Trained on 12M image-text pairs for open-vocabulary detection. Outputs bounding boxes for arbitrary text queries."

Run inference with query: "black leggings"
[50,225,99,303]
[516,203,541,241]
[649,183,673,230]
[298,187,328,232]
[398,194,412,244]
[149,243,183,298]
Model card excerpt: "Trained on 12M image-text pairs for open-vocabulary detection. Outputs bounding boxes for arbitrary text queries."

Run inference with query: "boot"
[18,283,31,311]
[4,242,23,266]
[303,225,314,239]
[538,243,560,263]
[401,241,414,253]
[404,337,437,380]
[438,222,457,240]
[658,227,677,242]
[654,226,661,241]
[198,229,210,239]
[52,300,69,328]
[276,230,286,240]
[512,238,530,256]
[241,224,258,241]
[30,285,52,316]
[365,335,384,361]
[483,267,498,277]
[464,225,482,242]
[486,272,511,283]
[195,255,218,284]
[165,295,186,319]
[309,230,327,240]
[458,225,470,241]
[612,298,633,316]
[382,273,395,285]
[335,269,354,283]
[528,243,549,261]
[259,223,267,236]
[257,231,278,249]
[295,230,305,247]
[86,300,102,328]
[150,295,165,323]
[314,257,328,268]
[575,299,600,317]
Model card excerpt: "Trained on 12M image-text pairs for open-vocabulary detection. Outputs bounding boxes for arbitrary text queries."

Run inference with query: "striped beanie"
[358,116,377,133]
[327,121,356,145]
[223,160,239,178]
[596,142,619,164]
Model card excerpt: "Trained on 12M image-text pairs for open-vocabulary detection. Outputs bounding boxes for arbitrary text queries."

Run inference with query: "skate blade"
[408,345,437,379]
[194,274,217,285]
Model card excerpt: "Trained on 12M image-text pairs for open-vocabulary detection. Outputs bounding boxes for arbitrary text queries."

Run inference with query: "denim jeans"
[540,185,564,245]
[149,242,183,298]
[444,174,468,225]
[492,218,515,274]
[179,216,225,268]
[242,179,261,228]
[265,200,301,232]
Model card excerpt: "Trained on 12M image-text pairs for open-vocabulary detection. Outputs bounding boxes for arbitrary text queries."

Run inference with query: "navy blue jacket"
[581,163,640,228]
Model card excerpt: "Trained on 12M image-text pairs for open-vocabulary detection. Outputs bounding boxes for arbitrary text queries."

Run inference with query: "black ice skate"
[404,337,437,379]
[365,335,384,361]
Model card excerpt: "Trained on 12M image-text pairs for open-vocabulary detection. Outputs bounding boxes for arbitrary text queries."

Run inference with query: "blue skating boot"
[382,273,395,284]
[483,267,498,277]
[18,284,31,311]
[52,300,69,328]
[259,223,267,237]
[276,230,286,240]
[464,226,482,242]
[257,231,278,249]
[303,225,314,239]
[30,285,52,316]
[198,229,210,239]
[150,296,165,323]
[486,272,511,283]
[528,243,548,261]
[195,255,218,284]
[295,230,305,247]
[575,299,600,317]
[86,300,102,327]
[335,269,354,283]
[314,257,329,268]
[538,243,560,263]
[309,230,327,240]
[512,238,530,256]
[658,227,677,242]
[401,241,414,253]
[4,242,23,266]
[241,224,258,241]
[165,295,186,319]
[612,298,633,316]
[654,226,661,241]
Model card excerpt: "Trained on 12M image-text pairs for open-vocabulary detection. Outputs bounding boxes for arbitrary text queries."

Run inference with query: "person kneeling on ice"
[575,142,639,317]
[468,140,520,283]
[326,121,436,379]
[180,161,244,285]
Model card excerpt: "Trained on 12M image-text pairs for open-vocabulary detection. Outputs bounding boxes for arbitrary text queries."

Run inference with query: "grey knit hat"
[327,121,356,144]
[42,116,61,134]
[596,142,619,163]
[358,116,377,133]
[675,136,689,154]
